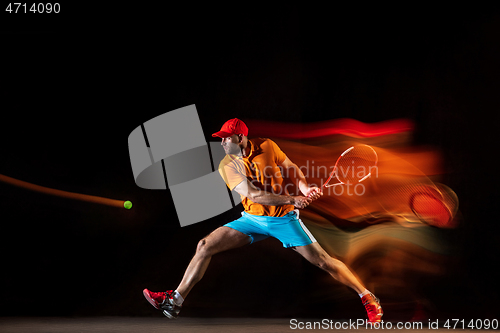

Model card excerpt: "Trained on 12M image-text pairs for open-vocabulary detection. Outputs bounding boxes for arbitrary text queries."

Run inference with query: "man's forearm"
[248,190,295,206]
[234,178,308,207]
[286,164,310,195]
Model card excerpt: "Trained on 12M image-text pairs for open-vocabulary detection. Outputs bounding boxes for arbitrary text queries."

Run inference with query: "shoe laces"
[148,291,166,303]
[362,293,379,306]
[365,302,379,315]
[363,294,381,314]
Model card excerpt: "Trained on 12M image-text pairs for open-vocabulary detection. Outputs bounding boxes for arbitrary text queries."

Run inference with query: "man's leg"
[292,242,365,293]
[176,226,251,299]
[292,241,383,323]
[143,226,252,318]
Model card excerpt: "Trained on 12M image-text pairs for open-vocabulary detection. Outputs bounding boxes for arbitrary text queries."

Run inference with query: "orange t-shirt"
[218,138,295,217]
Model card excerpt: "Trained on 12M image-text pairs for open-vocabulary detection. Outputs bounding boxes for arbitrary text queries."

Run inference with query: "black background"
[0,3,498,320]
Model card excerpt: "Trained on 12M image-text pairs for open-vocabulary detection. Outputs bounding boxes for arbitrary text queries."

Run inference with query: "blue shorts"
[223,210,317,248]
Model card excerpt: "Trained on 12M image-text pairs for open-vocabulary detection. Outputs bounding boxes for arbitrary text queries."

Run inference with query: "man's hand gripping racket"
[292,186,323,209]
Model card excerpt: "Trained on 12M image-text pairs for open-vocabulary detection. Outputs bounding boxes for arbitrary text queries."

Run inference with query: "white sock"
[358,289,370,298]
[172,290,184,306]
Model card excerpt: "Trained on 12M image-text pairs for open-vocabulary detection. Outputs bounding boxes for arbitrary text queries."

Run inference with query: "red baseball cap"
[212,118,249,138]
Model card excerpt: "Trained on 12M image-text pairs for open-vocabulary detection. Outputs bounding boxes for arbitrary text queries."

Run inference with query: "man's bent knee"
[316,254,332,270]
[320,257,346,273]
[196,238,213,256]
[195,226,251,257]
[312,252,344,273]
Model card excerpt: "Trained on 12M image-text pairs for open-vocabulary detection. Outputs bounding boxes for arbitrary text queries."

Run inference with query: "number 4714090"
[6,3,60,14]
[444,319,498,329]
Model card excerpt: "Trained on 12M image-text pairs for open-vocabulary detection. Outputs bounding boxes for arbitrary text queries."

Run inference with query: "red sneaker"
[143,289,166,309]
[361,292,383,323]
[143,289,181,319]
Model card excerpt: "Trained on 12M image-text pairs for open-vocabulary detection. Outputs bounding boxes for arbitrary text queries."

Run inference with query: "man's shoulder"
[249,137,274,149]
[218,154,242,170]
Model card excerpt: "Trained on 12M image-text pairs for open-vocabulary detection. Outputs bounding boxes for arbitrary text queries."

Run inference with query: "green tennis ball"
[124,200,133,209]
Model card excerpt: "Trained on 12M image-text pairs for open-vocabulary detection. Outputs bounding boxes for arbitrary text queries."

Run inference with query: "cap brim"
[212,130,233,138]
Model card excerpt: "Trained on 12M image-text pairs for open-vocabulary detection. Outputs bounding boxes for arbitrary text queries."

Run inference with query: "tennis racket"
[307,145,377,199]
[321,144,378,188]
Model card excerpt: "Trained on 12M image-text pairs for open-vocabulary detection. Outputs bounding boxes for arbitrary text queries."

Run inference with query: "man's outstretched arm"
[279,156,323,200]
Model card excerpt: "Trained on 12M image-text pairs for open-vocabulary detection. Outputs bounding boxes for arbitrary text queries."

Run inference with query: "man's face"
[221,134,242,155]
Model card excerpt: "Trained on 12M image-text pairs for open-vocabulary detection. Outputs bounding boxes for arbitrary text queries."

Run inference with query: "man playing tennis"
[143,118,383,323]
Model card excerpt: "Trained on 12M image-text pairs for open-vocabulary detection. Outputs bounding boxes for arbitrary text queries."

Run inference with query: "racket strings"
[334,145,378,184]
